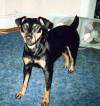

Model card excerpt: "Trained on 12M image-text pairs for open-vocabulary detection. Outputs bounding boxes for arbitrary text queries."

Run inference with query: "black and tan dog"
[15,16,80,106]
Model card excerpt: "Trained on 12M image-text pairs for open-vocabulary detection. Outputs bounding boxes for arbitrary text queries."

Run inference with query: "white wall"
[0,0,81,17]
[0,0,97,28]
[0,0,97,18]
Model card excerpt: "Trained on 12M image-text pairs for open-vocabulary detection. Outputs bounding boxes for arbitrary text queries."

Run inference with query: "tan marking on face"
[21,30,42,44]
[23,57,32,65]
[21,32,26,42]
[34,57,46,68]
[31,30,42,43]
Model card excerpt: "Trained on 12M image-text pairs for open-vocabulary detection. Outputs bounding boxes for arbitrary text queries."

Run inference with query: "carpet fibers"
[0,32,100,106]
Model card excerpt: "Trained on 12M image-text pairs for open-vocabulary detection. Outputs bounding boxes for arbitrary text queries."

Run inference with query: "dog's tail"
[70,15,79,30]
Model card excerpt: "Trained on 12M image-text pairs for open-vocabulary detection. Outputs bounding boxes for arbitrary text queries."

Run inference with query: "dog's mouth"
[25,37,36,46]
[24,35,32,45]
[26,38,33,46]
[25,30,43,46]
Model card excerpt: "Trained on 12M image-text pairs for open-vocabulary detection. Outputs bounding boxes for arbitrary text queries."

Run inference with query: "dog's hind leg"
[41,64,53,106]
[66,46,76,73]
[62,51,70,69]
[16,57,33,99]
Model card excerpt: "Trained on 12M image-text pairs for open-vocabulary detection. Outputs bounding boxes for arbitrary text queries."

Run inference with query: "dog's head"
[15,16,53,46]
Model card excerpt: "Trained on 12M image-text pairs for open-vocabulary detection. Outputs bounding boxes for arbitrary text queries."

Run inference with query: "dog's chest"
[24,42,47,69]
[34,57,46,69]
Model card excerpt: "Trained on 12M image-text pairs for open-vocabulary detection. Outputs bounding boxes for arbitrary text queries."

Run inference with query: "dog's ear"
[38,17,53,30]
[15,16,26,27]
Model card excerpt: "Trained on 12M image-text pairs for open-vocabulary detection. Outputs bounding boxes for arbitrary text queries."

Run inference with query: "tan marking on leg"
[23,57,32,65]
[67,46,74,72]
[16,73,30,99]
[42,89,50,106]
[62,52,69,68]
[21,73,29,94]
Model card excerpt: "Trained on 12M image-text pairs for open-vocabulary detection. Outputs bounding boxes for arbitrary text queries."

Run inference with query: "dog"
[15,16,80,106]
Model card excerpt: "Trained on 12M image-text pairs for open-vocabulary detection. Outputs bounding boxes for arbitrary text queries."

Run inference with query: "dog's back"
[47,16,79,52]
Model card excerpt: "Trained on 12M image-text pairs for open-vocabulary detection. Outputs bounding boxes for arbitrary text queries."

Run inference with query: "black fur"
[48,16,79,64]
[15,16,80,105]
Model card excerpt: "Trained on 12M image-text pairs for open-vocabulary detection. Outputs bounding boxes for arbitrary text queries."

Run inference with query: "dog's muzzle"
[25,36,32,45]
[24,32,36,46]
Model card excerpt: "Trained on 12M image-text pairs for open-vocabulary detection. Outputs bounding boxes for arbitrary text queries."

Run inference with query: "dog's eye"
[37,28,42,33]
[32,24,40,30]
[32,25,42,33]
[25,23,29,29]
[32,24,37,29]
[23,23,29,31]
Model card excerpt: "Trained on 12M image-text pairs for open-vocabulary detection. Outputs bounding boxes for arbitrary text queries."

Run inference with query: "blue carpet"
[0,32,100,106]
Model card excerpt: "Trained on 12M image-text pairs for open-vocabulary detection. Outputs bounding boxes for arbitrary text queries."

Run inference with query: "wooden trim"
[0,27,20,35]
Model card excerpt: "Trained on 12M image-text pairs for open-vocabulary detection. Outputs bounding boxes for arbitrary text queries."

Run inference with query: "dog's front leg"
[41,64,53,106]
[16,57,33,99]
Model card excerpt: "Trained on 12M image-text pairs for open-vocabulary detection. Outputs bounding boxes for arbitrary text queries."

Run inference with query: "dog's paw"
[68,65,77,74]
[67,64,77,74]
[15,91,24,99]
[68,69,74,74]
[67,66,75,74]
[64,63,68,69]
[41,96,49,106]
[41,101,49,106]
